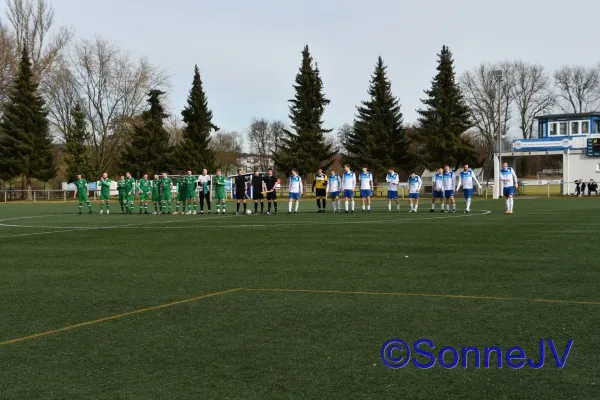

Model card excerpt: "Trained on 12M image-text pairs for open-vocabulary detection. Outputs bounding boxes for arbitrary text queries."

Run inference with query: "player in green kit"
[137,174,151,214]
[117,175,126,213]
[184,170,197,214]
[214,169,227,214]
[124,172,136,214]
[99,172,112,214]
[73,175,93,214]
[151,174,161,214]
[174,172,187,215]
[160,172,173,214]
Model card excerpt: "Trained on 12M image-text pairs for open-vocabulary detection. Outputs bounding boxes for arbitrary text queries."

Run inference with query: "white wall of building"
[564,152,600,195]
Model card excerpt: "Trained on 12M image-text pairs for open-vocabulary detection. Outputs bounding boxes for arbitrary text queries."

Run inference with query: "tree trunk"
[26,175,32,200]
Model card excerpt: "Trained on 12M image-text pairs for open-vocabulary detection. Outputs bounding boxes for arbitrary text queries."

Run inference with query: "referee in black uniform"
[235,168,248,215]
[263,168,278,214]
[251,169,265,214]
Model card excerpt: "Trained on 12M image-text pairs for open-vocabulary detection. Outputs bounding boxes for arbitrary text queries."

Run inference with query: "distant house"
[237,153,272,172]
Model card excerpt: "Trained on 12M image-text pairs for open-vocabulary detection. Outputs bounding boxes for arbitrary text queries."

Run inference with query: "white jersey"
[442,171,455,191]
[433,173,444,191]
[197,174,210,192]
[327,174,340,192]
[359,171,373,190]
[408,175,422,193]
[342,171,356,190]
[500,167,518,188]
[456,169,481,190]
[289,175,303,194]
[386,172,399,191]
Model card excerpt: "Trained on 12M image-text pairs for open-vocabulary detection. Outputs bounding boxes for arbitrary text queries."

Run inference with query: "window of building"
[559,122,567,135]
[571,121,579,134]
[549,123,558,136]
[582,121,590,134]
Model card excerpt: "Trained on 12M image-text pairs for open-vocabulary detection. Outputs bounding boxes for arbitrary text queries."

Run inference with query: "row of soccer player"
[71,162,519,215]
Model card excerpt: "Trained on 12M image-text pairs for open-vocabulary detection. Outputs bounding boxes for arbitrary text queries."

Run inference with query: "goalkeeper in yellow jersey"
[312,168,328,213]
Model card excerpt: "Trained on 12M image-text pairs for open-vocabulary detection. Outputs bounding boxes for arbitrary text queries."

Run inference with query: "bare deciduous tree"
[247,118,271,171]
[461,62,515,149]
[336,123,353,154]
[45,58,79,141]
[268,120,285,154]
[0,22,18,102]
[513,61,555,139]
[211,130,242,174]
[553,66,600,113]
[62,36,169,174]
[4,0,72,83]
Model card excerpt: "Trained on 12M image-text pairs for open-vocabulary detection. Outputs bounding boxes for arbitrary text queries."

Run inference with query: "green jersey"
[138,178,151,193]
[100,178,111,196]
[184,175,196,192]
[124,177,135,194]
[117,180,126,195]
[177,178,186,193]
[74,179,88,194]
[160,177,173,192]
[152,179,161,195]
[214,175,226,192]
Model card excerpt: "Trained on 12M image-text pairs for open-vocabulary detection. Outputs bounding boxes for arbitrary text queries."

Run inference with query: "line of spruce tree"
[274,46,336,177]
[342,56,410,176]
[0,47,56,193]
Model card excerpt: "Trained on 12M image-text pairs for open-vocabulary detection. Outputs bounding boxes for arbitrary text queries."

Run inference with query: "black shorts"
[253,192,264,200]
[315,188,326,199]
[266,191,277,201]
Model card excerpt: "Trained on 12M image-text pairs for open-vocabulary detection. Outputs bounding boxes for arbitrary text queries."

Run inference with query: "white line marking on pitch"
[0,215,225,239]
[0,210,492,238]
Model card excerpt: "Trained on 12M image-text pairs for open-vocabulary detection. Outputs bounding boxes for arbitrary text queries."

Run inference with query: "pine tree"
[343,56,408,176]
[175,65,218,172]
[65,103,94,182]
[274,46,336,176]
[120,90,171,176]
[415,45,475,169]
[0,46,55,191]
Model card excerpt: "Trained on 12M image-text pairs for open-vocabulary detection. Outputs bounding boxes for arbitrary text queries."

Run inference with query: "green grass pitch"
[0,198,598,399]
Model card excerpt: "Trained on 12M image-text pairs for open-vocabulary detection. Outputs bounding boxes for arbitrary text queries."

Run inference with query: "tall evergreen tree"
[120,89,171,176]
[274,46,335,176]
[0,46,56,190]
[65,103,94,182]
[175,65,218,172]
[414,45,476,169]
[343,56,408,176]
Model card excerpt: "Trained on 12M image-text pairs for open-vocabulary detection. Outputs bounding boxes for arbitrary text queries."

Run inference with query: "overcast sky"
[4,0,600,136]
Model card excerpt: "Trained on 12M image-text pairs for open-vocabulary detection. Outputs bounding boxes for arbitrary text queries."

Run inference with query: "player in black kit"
[263,168,278,214]
[251,170,265,214]
[235,169,248,215]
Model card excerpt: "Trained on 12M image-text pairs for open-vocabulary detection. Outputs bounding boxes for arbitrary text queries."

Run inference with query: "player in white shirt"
[386,167,400,212]
[341,164,356,213]
[442,164,456,212]
[407,172,422,212]
[455,164,481,213]
[326,169,341,213]
[288,169,303,214]
[430,167,444,212]
[500,161,518,214]
[359,165,373,212]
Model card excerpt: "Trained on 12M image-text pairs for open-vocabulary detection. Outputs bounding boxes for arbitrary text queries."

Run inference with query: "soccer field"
[0,198,598,399]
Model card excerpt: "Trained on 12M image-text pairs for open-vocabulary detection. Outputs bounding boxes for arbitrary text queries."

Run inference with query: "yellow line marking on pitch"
[0,288,242,346]
[242,288,600,306]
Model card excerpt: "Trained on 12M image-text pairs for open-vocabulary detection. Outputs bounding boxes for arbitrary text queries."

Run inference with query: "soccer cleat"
[235,212,240,215]
[192,211,197,215]
[440,209,445,212]
[345,210,349,214]
[294,211,298,213]
[78,212,82,215]
[152,212,157,215]
[351,210,354,214]
[452,210,456,213]
[144,211,149,214]
[208,210,212,214]
[187,211,192,215]
[465,210,470,214]
[274,211,278,214]
[266,211,271,215]
[504,210,511,214]
[88,211,93,214]
[172,212,178,215]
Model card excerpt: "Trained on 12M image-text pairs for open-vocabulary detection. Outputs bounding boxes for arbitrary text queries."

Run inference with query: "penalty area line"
[0,288,243,346]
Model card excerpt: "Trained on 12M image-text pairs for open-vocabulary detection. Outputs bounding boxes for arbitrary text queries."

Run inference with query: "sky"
[3,0,600,136]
